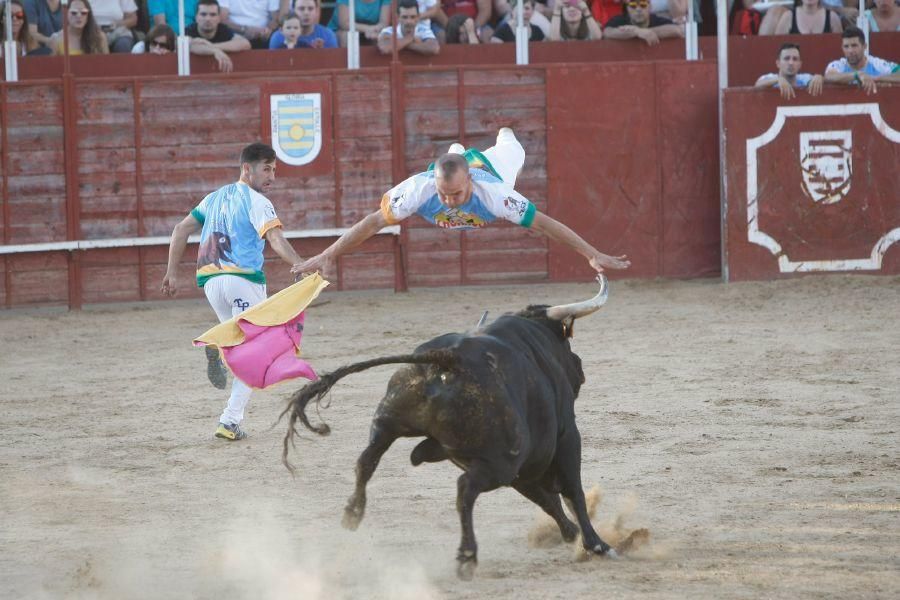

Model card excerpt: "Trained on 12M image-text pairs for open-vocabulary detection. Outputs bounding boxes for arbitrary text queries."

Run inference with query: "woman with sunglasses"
[549,0,602,40]
[49,0,109,54]
[1,0,46,55]
[130,22,175,53]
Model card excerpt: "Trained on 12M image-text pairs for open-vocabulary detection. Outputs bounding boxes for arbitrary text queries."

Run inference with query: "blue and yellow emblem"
[270,93,322,166]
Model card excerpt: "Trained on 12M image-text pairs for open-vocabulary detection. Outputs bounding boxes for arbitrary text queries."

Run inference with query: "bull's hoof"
[456,559,477,581]
[342,506,363,531]
[593,545,618,559]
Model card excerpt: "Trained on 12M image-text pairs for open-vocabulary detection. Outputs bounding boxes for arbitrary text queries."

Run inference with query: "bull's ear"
[562,316,575,338]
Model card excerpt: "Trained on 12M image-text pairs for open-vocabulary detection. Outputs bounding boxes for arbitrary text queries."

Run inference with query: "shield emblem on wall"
[799,130,852,205]
[270,94,322,166]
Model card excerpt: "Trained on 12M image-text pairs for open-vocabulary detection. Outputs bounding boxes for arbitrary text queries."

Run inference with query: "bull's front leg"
[343,420,397,531]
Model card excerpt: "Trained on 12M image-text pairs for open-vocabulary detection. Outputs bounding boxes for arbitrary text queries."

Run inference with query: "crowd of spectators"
[2,0,897,68]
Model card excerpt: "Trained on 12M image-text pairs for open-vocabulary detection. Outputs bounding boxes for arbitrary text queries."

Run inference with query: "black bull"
[281,276,615,579]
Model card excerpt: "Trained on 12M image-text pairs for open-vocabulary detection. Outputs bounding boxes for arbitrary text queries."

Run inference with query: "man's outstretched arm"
[529,212,630,273]
[265,227,304,266]
[290,210,390,274]
[161,215,202,296]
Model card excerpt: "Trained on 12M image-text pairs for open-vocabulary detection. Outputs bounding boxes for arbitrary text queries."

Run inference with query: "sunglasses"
[10,11,24,20]
[149,40,172,49]
[69,9,90,16]
[626,0,649,7]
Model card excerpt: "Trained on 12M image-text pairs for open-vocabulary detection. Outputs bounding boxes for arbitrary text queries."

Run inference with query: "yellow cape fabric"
[194,273,329,349]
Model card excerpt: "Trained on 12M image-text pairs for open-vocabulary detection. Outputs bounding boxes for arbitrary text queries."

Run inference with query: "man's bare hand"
[161,273,178,297]
[807,74,824,96]
[777,76,797,100]
[213,49,233,72]
[858,73,877,96]
[589,253,630,273]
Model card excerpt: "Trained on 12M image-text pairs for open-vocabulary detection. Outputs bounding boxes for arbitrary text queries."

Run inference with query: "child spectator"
[131,22,175,52]
[327,0,391,47]
[549,0,602,40]
[491,0,544,41]
[271,11,312,47]
[269,0,338,48]
[49,0,109,54]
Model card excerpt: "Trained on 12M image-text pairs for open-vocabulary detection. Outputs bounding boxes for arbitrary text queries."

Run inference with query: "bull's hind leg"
[555,428,614,556]
[512,481,579,542]
[343,419,399,531]
[456,461,502,581]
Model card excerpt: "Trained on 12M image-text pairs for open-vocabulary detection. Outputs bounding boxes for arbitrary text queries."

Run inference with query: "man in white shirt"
[755,43,824,100]
[90,0,138,52]
[377,0,440,55]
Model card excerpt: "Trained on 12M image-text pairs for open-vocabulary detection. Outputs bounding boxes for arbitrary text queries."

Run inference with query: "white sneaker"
[448,143,465,154]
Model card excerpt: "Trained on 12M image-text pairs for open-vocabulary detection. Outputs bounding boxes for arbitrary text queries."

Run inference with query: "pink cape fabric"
[219,312,317,389]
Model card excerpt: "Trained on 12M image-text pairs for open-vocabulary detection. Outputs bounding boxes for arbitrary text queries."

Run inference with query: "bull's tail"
[280,350,458,472]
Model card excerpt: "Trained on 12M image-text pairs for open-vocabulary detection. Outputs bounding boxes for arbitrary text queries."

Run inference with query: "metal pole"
[347,0,359,69]
[717,0,728,281]
[3,0,17,81]
[856,0,868,53]
[515,0,528,65]
[685,0,697,60]
[61,0,71,76]
[177,0,190,75]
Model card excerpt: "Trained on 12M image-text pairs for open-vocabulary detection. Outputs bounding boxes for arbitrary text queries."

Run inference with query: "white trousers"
[453,127,526,187]
[203,275,267,426]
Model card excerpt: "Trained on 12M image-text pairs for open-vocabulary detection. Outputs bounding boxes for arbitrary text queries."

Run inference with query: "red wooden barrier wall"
[723,87,900,281]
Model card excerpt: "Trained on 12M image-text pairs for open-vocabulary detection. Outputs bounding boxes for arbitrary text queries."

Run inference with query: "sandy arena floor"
[1,275,898,599]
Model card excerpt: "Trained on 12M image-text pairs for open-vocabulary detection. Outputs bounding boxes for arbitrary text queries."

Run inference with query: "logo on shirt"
[799,130,852,205]
[435,209,487,229]
[271,93,322,166]
[504,196,528,217]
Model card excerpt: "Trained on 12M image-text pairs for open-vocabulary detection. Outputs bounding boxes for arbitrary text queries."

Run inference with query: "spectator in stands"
[759,0,849,35]
[493,0,550,36]
[825,26,900,94]
[328,0,391,47]
[269,0,337,48]
[22,0,61,50]
[549,0,602,40]
[148,0,197,32]
[604,0,682,44]
[433,0,493,43]
[417,0,441,28]
[270,10,311,47]
[187,0,251,71]
[647,0,686,23]
[770,0,842,35]
[2,0,50,55]
[90,0,138,52]
[491,0,545,41]
[377,0,440,54]
[865,0,900,32]
[49,0,109,54]
[589,0,623,26]
[755,42,824,99]
[729,0,762,35]
[220,0,280,48]
[444,12,480,41]
[131,22,176,52]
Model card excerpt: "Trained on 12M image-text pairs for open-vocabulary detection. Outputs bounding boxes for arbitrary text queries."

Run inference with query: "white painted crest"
[799,130,852,205]
[270,93,322,166]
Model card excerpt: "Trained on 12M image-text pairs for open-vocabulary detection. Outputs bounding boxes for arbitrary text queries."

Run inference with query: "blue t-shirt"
[268,24,339,48]
[380,169,536,230]
[826,55,898,77]
[327,0,391,30]
[148,0,197,31]
[190,182,282,286]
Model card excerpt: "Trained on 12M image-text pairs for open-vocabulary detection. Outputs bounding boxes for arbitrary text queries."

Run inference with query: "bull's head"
[545,274,609,338]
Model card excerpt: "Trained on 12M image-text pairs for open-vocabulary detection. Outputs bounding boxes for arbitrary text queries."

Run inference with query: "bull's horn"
[546,274,609,321]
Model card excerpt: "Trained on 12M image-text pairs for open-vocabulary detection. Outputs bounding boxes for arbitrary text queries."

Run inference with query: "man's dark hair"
[842,26,866,45]
[198,0,221,10]
[240,143,276,165]
[398,0,418,11]
[778,42,800,59]
[435,153,468,179]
